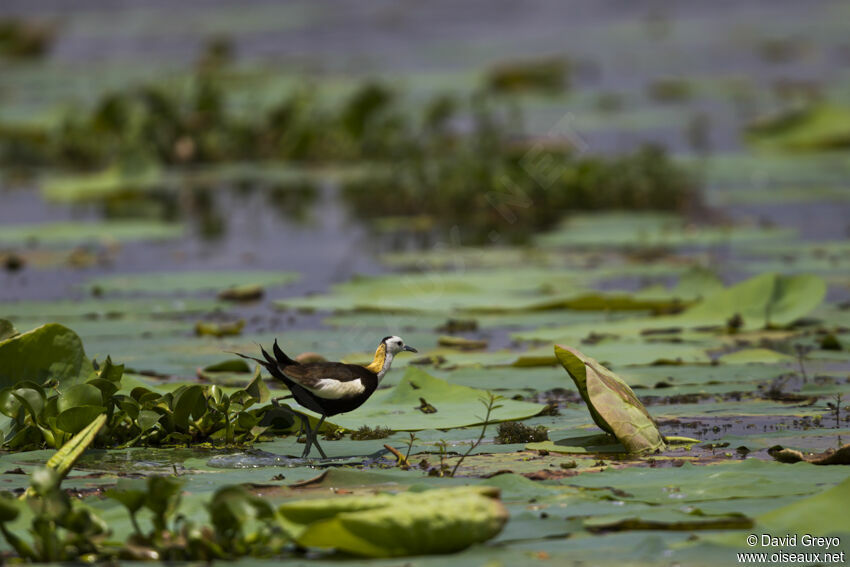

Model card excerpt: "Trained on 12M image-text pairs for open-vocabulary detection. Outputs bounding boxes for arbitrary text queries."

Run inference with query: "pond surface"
[1,1,850,564]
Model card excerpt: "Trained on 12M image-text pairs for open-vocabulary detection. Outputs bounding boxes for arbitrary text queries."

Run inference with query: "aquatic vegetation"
[0,324,284,450]
[0,72,698,242]
[343,143,697,241]
[1,3,849,564]
[0,432,508,562]
[350,425,392,440]
[495,421,549,444]
[746,103,850,151]
[0,18,54,59]
[485,56,569,94]
[555,345,666,453]
[647,77,693,103]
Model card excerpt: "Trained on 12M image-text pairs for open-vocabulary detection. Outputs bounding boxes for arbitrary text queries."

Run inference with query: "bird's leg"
[300,417,314,459]
[311,416,328,460]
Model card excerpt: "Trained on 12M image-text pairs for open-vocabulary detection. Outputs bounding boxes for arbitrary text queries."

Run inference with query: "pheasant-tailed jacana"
[238,336,417,458]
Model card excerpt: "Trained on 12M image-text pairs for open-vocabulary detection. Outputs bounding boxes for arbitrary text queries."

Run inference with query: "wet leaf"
[554,345,666,454]
[283,487,508,557]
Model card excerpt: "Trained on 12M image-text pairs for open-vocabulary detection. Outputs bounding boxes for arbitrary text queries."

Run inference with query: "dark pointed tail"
[230,339,299,374]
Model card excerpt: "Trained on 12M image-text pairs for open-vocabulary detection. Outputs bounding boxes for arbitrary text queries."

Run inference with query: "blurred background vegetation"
[1,0,849,293]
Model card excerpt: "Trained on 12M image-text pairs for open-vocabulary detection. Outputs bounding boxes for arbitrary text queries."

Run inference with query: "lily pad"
[717,348,792,364]
[306,367,545,432]
[0,221,183,246]
[681,273,826,328]
[281,487,508,557]
[746,103,850,151]
[527,433,628,454]
[0,323,95,389]
[42,166,165,202]
[0,298,220,320]
[87,271,299,295]
[535,213,793,250]
[554,345,666,454]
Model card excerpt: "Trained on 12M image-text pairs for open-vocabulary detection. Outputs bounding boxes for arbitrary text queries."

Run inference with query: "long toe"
[313,437,328,459]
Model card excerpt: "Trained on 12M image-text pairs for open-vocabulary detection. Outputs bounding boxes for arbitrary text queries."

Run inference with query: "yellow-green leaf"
[281,487,507,557]
[555,344,665,454]
[46,413,107,479]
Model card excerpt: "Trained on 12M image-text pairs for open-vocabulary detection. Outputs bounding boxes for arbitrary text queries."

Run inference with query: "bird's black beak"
[403,345,418,353]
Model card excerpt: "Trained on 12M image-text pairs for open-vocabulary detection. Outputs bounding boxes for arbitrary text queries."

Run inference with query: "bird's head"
[382,335,418,355]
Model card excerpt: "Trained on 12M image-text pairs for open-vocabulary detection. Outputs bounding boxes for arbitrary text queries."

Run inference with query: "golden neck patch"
[365,343,387,374]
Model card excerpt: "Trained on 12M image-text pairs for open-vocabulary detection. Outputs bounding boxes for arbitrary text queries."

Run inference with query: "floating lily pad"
[87,271,299,295]
[717,348,792,364]
[681,273,826,329]
[536,213,793,250]
[282,487,508,557]
[0,221,183,246]
[42,166,165,202]
[746,103,850,151]
[527,434,628,454]
[0,298,220,320]
[305,367,545,432]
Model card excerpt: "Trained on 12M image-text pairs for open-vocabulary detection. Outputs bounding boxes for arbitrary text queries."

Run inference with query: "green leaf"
[0,323,95,389]
[0,493,20,523]
[0,220,183,247]
[9,387,45,421]
[209,485,275,535]
[172,385,207,431]
[86,378,119,399]
[56,406,106,435]
[98,356,124,382]
[105,478,148,515]
[144,476,183,526]
[137,410,161,432]
[242,366,270,404]
[681,273,826,329]
[746,103,850,151]
[86,270,298,295]
[755,476,850,535]
[57,383,104,413]
[45,412,107,479]
[315,367,544,431]
[554,345,666,454]
[288,487,508,557]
